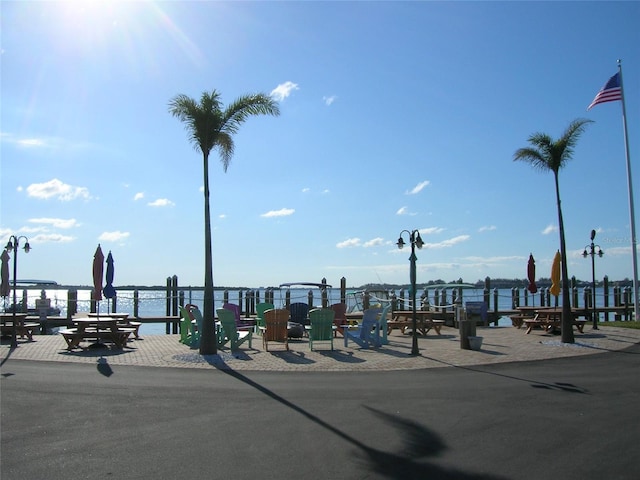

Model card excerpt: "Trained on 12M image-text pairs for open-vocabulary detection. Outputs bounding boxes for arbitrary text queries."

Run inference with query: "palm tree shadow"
[218,367,507,479]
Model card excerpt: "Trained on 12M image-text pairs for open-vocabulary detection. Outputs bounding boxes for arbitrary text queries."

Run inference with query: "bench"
[117,321,142,339]
[509,314,533,329]
[1,321,40,341]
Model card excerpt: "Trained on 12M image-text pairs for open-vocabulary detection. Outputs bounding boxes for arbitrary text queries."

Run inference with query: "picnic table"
[88,312,142,339]
[60,318,135,350]
[387,310,445,336]
[1,313,39,341]
[516,307,587,334]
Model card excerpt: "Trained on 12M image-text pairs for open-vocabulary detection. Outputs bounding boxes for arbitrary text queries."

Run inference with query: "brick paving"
[2,325,639,372]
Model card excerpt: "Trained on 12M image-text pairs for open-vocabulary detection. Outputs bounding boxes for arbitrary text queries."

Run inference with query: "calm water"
[4,286,623,335]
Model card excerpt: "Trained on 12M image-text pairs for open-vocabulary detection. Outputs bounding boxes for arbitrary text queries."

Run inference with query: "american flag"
[588,72,622,110]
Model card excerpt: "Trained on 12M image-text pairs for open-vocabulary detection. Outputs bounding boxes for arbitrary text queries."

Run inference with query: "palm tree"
[514,118,592,343]
[169,90,280,355]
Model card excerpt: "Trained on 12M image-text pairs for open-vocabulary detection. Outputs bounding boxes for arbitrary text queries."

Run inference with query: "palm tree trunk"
[200,151,217,355]
[554,173,575,344]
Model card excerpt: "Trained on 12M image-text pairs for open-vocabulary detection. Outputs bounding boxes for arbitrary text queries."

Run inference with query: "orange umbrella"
[550,250,561,297]
[527,254,538,294]
[92,245,104,302]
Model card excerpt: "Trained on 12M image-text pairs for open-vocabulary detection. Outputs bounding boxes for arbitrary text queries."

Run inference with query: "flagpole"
[617,60,639,321]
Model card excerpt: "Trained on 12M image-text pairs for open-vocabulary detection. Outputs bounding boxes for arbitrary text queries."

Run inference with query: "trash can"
[459,310,476,350]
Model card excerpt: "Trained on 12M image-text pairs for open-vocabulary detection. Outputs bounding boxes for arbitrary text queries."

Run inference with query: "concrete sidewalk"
[2,324,639,371]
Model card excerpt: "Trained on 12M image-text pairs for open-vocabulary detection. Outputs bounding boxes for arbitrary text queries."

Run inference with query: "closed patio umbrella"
[103,251,116,299]
[527,254,538,294]
[550,250,561,297]
[1,249,10,298]
[92,245,104,303]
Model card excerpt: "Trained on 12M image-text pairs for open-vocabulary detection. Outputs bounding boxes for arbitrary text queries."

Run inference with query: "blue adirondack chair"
[217,308,252,351]
[378,303,391,345]
[343,308,383,349]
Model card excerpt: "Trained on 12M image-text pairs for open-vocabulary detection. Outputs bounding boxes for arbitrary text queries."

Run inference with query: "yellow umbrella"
[550,250,561,297]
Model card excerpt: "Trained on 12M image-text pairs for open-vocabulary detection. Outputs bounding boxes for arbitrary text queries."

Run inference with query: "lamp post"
[397,229,424,356]
[582,229,603,330]
[6,235,31,348]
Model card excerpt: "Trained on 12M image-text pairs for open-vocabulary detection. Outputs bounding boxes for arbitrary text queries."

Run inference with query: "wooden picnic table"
[1,313,39,341]
[516,307,588,334]
[60,318,135,350]
[387,310,445,336]
[88,313,142,339]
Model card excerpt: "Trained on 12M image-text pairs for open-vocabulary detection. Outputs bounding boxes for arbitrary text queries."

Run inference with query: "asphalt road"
[2,344,639,480]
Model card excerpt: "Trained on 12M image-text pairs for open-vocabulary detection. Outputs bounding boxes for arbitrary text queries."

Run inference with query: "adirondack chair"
[262,308,290,351]
[217,308,252,351]
[178,305,200,347]
[255,302,275,334]
[330,302,348,337]
[308,308,335,351]
[190,306,225,348]
[378,303,391,345]
[343,308,382,349]
[223,302,255,330]
[289,302,310,327]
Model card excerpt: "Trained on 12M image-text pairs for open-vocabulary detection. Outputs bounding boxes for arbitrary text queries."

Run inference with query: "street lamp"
[582,229,603,330]
[397,229,424,356]
[6,235,31,348]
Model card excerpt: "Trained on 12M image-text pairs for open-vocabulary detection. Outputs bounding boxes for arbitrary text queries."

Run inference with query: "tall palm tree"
[514,118,592,344]
[169,90,280,355]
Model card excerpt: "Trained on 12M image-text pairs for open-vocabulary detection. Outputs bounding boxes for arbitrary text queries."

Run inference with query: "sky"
[1,0,639,290]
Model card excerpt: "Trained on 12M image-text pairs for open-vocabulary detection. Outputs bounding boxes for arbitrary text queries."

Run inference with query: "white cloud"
[29,233,75,244]
[99,231,130,242]
[424,235,470,249]
[147,198,175,207]
[478,225,497,232]
[323,95,337,106]
[26,178,91,201]
[134,192,144,201]
[28,218,79,229]
[542,224,558,235]
[363,237,385,248]
[302,187,310,193]
[261,208,295,218]
[419,227,445,235]
[406,180,430,195]
[396,206,417,216]
[336,238,361,248]
[270,81,299,102]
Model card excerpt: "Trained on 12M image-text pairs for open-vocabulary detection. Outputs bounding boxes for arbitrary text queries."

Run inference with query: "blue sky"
[1,1,639,289]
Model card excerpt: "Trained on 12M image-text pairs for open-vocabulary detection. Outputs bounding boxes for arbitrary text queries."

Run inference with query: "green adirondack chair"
[308,308,335,351]
[178,305,199,347]
[255,302,275,334]
[217,308,252,351]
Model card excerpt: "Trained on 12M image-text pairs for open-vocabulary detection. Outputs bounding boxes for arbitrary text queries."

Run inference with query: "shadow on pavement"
[215,365,507,479]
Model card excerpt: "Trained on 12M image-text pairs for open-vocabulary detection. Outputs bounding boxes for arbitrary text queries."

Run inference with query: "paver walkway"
[3,324,639,371]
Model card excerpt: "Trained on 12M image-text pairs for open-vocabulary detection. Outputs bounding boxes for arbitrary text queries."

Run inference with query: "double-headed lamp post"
[6,235,31,348]
[582,229,603,330]
[397,229,424,356]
